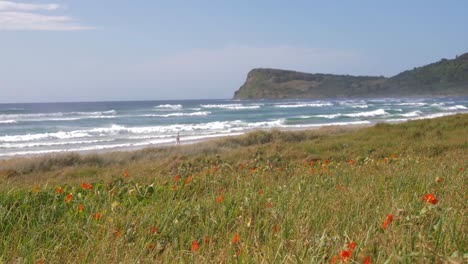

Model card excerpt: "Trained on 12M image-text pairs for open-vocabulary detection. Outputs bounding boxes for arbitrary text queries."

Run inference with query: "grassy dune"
[0,114,467,263]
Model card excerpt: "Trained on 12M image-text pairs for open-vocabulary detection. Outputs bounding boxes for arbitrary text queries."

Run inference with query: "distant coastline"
[234,53,468,99]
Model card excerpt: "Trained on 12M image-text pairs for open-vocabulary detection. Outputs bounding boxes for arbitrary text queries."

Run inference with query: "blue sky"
[0,0,467,103]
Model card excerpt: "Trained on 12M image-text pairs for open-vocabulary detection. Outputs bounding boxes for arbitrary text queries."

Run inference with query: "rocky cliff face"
[233,53,468,99]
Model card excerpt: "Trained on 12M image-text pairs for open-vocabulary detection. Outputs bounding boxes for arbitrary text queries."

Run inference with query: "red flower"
[184,175,193,184]
[81,182,92,190]
[92,213,102,220]
[55,187,63,194]
[232,233,239,245]
[273,225,279,233]
[382,214,394,229]
[115,228,121,237]
[348,159,354,164]
[174,175,180,181]
[123,170,129,177]
[78,204,84,213]
[364,256,371,264]
[216,195,224,203]
[339,250,351,260]
[349,241,356,250]
[384,157,389,163]
[240,164,245,169]
[147,244,155,250]
[150,226,157,234]
[325,159,329,164]
[258,190,264,195]
[191,240,200,252]
[236,248,242,257]
[331,256,337,263]
[65,193,73,204]
[422,194,438,205]
[204,236,210,245]
[265,203,273,208]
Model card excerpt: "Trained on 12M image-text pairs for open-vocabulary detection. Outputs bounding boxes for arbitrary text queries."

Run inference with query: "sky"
[0,1,467,103]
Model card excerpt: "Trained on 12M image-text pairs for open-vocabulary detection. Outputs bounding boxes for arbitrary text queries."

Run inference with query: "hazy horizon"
[1,1,467,103]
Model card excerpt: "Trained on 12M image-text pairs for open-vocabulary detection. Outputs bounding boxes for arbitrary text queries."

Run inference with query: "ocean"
[0,97,467,158]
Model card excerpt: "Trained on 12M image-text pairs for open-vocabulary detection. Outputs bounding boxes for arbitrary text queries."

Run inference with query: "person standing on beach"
[176,132,180,145]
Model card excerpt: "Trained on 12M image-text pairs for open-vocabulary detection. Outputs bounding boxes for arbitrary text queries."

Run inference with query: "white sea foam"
[399,111,423,117]
[0,120,17,124]
[154,104,183,110]
[315,114,342,119]
[441,105,467,111]
[396,102,427,106]
[274,102,333,108]
[142,111,211,117]
[344,109,388,117]
[200,104,261,110]
[0,139,114,149]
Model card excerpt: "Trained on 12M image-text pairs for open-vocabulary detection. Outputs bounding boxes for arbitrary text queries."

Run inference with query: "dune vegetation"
[0,114,467,263]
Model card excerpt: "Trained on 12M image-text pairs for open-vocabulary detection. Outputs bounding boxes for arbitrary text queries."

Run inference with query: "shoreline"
[0,122,369,162]
[0,111,465,161]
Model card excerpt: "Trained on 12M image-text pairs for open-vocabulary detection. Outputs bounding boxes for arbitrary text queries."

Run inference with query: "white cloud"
[0,1,91,31]
[0,1,59,11]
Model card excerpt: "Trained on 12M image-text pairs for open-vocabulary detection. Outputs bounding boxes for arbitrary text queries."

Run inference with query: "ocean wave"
[142,111,211,118]
[441,105,467,111]
[0,110,116,121]
[0,139,115,149]
[396,102,427,106]
[287,120,371,128]
[399,110,423,117]
[274,102,333,108]
[154,104,183,110]
[315,114,342,119]
[0,120,17,124]
[200,104,261,110]
[344,109,388,117]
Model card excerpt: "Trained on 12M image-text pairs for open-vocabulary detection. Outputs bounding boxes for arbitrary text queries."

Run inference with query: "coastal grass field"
[0,114,466,263]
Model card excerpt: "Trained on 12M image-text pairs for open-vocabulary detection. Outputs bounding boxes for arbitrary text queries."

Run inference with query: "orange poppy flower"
[348,159,354,164]
[349,241,356,250]
[92,213,102,220]
[325,159,329,164]
[382,214,394,229]
[123,170,129,177]
[331,256,337,263]
[171,185,177,191]
[384,157,389,163]
[174,175,180,181]
[81,182,92,190]
[55,187,63,194]
[32,186,39,193]
[240,164,245,169]
[150,226,157,234]
[339,250,351,260]
[191,240,200,252]
[265,203,273,208]
[65,193,73,204]
[232,233,239,245]
[115,228,121,237]
[273,225,278,233]
[236,248,242,257]
[422,194,438,205]
[78,204,84,213]
[216,195,224,203]
[147,244,155,250]
[364,256,371,264]
[204,236,209,245]
[185,175,193,184]
[258,190,264,195]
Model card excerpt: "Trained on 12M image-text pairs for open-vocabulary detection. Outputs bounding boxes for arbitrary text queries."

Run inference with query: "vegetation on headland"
[233,53,468,99]
[0,114,467,263]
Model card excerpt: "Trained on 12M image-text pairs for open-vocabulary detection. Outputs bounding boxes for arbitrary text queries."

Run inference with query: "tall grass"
[0,114,466,263]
